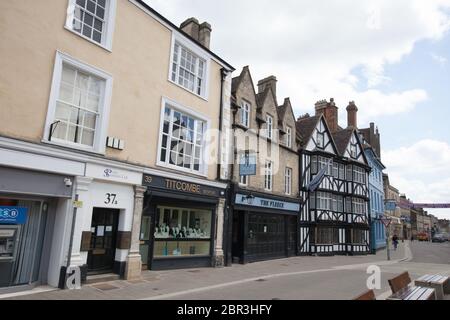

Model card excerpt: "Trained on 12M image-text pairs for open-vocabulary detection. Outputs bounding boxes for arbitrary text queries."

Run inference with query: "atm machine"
[0,226,20,287]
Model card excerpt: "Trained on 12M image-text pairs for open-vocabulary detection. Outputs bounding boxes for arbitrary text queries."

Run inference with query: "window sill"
[168,79,208,102]
[64,26,112,53]
[156,162,208,179]
[41,139,105,156]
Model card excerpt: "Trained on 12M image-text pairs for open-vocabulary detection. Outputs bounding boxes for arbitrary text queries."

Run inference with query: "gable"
[343,131,368,165]
[305,117,337,155]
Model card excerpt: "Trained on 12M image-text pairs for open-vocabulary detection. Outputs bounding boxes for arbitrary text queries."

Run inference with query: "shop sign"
[142,174,224,198]
[235,194,300,212]
[0,206,28,225]
[85,163,142,185]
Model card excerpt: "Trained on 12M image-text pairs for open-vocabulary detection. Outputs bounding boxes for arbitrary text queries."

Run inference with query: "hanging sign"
[0,206,28,225]
[239,153,257,177]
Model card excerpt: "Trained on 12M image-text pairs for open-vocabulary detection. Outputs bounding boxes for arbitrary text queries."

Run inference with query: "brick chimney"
[347,101,358,128]
[315,98,338,132]
[180,18,212,49]
[258,76,277,98]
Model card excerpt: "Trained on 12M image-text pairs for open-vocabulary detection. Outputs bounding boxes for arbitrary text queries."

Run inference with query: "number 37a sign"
[105,193,118,205]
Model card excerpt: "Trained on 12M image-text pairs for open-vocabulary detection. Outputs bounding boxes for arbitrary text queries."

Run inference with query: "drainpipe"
[60,183,78,289]
[217,68,229,181]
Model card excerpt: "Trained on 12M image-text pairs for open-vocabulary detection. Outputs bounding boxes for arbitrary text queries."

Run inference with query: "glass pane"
[53,121,68,140]
[82,24,91,38]
[67,124,77,142]
[83,111,97,129]
[160,149,166,162]
[94,18,103,32]
[97,0,106,8]
[55,102,72,122]
[76,0,86,7]
[86,0,96,14]
[84,12,94,26]
[92,30,102,43]
[86,94,100,112]
[73,88,87,108]
[62,65,76,85]
[59,83,74,104]
[96,6,105,19]
[80,128,94,146]
[162,135,168,148]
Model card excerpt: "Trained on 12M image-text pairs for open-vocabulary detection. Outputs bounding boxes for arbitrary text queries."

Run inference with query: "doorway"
[87,208,119,274]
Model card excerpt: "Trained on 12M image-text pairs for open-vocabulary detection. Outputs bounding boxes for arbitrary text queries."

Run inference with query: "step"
[85,273,120,285]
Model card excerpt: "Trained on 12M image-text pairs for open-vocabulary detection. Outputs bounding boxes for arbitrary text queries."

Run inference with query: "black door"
[287,215,297,257]
[87,208,119,274]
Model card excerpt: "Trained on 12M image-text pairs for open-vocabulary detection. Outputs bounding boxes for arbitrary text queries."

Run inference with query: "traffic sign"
[381,216,392,228]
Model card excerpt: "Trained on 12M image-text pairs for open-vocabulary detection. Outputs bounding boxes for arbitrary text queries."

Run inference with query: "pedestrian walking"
[392,234,399,250]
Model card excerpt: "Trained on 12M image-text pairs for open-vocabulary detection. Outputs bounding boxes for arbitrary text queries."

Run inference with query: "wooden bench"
[353,289,376,301]
[415,275,450,300]
[387,272,436,301]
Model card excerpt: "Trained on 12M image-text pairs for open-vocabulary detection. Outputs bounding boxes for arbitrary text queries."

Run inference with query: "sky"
[145,0,450,220]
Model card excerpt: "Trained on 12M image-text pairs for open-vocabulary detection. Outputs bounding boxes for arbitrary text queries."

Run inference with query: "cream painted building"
[0,0,233,292]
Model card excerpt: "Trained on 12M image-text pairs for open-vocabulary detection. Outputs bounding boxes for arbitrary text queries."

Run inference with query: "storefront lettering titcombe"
[165,179,201,194]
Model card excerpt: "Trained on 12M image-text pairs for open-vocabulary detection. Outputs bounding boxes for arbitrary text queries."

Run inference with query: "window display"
[153,206,212,258]
[154,207,211,240]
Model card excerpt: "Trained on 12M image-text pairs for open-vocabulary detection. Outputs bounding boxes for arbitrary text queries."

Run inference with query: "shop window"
[153,206,212,258]
[316,227,339,244]
[352,229,366,244]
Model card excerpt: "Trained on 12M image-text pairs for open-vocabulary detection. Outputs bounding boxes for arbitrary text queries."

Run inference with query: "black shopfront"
[140,174,226,270]
[231,189,300,264]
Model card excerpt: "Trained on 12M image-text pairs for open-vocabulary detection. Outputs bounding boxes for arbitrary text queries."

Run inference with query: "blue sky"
[146,0,450,219]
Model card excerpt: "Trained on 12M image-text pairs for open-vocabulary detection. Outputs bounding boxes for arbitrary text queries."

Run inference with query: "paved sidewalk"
[2,243,410,300]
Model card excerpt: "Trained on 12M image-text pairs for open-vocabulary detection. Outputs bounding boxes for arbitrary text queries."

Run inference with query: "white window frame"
[168,33,211,100]
[239,175,248,186]
[285,167,292,195]
[43,51,112,154]
[317,131,325,149]
[240,101,251,128]
[286,126,292,148]
[64,0,117,51]
[156,97,210,177]
[266,114,273,139]
[264,160,273,191]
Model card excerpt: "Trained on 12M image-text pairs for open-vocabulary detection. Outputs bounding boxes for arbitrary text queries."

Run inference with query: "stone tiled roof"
[332,128,354,156]
[295,115,321,148]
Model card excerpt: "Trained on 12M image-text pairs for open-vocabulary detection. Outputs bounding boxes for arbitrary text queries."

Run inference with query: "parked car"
[417,233,430,241]
[432,233,448,243]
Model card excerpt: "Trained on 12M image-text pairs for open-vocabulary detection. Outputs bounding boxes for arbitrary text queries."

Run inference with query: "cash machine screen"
[0,229,16,258]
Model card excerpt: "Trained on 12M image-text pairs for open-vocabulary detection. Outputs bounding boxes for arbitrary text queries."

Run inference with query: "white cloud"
[383,139,450,219]
[146,0,450,126]
[431,53,448,65]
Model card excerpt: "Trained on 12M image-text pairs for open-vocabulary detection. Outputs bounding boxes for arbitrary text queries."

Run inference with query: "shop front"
[140,174,226,270]
[0,166,75,292]
[67,163,143,283]
[231,190,300,264]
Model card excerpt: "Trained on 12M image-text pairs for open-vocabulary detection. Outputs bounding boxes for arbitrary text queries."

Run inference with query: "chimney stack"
[199,22,212,49]
[257,76,277,98]
[315,98,338,132]
[347,101,358,128]
[180,18,212,49]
